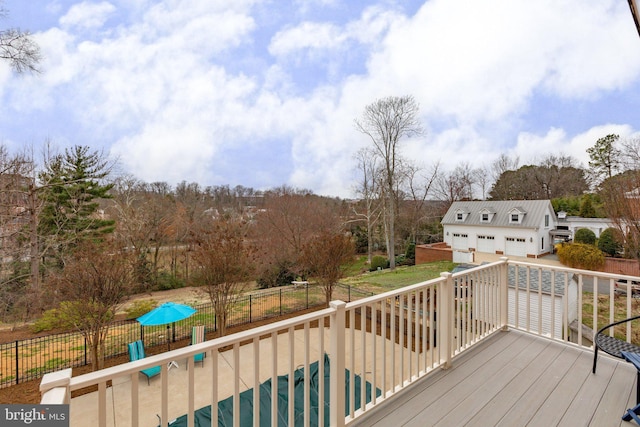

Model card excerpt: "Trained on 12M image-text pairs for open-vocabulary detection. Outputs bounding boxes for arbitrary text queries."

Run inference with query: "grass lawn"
[342,260,456,293]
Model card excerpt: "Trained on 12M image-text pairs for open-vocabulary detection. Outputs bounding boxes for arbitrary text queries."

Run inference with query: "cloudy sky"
[1,0,639,198]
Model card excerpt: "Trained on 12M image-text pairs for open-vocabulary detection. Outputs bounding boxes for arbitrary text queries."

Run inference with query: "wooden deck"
[353,329,638,427]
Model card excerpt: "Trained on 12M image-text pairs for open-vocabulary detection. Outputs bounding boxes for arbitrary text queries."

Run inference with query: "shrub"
[598,227,623,257]
[257,261,297,289]
[574,228,596,245]
[154,272,185,291]
[125,299,158,320]
[31,308,65,333]
[370,255,389,271]
[556,243,605,270]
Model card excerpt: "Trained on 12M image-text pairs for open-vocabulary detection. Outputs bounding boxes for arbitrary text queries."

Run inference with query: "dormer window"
[479,208,495,223]
[508,207,526,224]
[454,208,469,222]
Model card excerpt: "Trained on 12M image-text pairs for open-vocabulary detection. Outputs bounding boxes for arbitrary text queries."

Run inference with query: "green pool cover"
[165,354,381,427]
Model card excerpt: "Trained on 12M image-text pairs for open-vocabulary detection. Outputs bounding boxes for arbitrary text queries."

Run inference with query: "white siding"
[508,290,563,338]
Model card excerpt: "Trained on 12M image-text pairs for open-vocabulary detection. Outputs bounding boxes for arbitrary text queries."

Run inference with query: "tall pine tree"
[38,146,114,267]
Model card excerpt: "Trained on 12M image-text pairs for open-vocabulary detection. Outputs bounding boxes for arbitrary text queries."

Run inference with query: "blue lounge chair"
[128,340,161,385]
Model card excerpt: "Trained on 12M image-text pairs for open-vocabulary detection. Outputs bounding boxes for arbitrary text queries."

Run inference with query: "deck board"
[355,330,637,427]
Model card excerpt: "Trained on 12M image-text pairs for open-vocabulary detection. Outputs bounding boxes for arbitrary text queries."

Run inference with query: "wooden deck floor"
[354,329,638,427]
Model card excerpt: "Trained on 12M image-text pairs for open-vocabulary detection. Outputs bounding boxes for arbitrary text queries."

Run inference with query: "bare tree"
[45,239,134,370]
[628,0,640,39]
[473,166,491,200]
[619,136,640,170]
[490,154,519,182]
[434,164,473,205]
[253,187,343,285]
[599,171,640,259]
[0,2,41,73]
[355,95,423,269]
[301,231,355,305]
[191,217,254,336]
[352,148,382,265]
[397,161,439,244]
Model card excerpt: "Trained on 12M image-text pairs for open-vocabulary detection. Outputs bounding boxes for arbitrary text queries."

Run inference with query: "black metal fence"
[0,283,372,388]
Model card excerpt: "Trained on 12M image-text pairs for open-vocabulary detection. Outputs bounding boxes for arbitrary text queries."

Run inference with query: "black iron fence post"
[249,295,252,323]
[15,341,18,385]
[140,324,144,343]
[280,288,283,316]
[84,336,88,366]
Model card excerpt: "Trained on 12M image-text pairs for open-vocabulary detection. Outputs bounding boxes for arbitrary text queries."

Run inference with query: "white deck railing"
[39,258,639,427]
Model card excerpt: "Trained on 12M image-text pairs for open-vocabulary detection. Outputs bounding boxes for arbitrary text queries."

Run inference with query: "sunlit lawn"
[342,260,456,293]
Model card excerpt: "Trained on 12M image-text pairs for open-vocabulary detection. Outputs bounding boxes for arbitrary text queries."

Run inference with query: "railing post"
[329,300,346,427]
[500,257,509,331]
[40,368,72,405]
[439,272,453,369]
[15,341,19,385]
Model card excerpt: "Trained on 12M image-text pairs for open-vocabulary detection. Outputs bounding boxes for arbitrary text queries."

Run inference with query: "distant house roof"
[508,265,574,296]
[441,200,556,228]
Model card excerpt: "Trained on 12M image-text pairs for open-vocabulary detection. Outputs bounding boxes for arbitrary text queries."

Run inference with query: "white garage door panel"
[477,235,495,253]
[452,233,468,250]
[506,237,526,257]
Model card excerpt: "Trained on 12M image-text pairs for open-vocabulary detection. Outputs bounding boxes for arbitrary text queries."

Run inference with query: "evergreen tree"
[579,195,596,218]
[38,146,114,266]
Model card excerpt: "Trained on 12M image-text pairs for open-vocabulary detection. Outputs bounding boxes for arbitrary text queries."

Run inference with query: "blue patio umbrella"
[137,302,196,351]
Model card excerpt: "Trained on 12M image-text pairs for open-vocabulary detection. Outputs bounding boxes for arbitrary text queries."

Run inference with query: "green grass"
[342,255,370,277]
[342,260,456,293]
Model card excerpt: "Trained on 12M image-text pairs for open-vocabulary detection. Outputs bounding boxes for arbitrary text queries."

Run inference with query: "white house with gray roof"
[441,200,557,259]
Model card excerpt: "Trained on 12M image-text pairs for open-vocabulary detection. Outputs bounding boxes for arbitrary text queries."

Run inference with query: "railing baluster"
[271,332,278,427]
[329,301,346,427]
[304,323,310,427]
[253,338,260,427]
[381,298,387,397]
[288,327,295,426]
[318,320,325,427]
[131,372,139,427]
[211,348,218,427]
[161,363,168,427]
[360,305,366,410]
[188,354,195,427]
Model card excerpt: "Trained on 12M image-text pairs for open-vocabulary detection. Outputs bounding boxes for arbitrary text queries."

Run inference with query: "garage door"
[505,237,526,257]
[477,235,495,253]
[452,233,468,250]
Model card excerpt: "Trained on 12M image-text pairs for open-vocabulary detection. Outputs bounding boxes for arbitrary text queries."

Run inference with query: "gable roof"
[441,200,556,228]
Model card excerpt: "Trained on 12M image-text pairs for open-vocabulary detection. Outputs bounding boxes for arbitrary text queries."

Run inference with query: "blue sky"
[1,0,639,198]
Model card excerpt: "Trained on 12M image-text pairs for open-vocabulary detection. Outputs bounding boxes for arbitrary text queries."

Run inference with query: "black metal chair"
[592,314,640,424]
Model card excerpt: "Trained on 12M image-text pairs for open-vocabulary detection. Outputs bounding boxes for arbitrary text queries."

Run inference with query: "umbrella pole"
[166,324,170,351]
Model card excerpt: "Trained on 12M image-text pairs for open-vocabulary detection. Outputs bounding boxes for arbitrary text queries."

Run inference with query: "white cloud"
[268,6,401,59]
[59,1,116,30]
[2,0,640,198]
